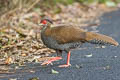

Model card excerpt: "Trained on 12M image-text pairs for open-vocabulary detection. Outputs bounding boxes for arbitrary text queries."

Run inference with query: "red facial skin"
[41,20,47,24]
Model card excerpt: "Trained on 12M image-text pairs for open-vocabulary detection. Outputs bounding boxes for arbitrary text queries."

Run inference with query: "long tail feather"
[85,32,119,46]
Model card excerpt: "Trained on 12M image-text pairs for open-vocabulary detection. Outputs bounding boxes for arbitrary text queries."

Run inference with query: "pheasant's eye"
[41,20,47,24]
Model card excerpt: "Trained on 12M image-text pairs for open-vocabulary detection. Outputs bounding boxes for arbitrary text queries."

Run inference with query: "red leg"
[58,51,71,67]
[41,57,62,65]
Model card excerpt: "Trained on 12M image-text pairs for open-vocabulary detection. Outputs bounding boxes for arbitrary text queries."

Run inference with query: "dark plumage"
[40,18,119,67]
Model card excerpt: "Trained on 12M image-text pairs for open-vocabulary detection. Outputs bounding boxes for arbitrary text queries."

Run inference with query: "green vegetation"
[42,0,120,6]
[0,0,119,13]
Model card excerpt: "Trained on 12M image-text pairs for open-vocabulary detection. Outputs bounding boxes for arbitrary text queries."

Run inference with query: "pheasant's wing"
[45,25,87,44]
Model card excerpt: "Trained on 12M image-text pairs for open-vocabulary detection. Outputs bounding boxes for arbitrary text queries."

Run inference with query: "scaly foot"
[58,64,71,67]
[41,57,62,65]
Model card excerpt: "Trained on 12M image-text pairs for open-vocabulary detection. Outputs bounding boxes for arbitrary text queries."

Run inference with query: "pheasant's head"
[40,18,53,27]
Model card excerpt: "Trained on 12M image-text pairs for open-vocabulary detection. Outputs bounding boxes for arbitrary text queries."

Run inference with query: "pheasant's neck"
[41,25,51,36]
[41,25,51,45]
[41,25,47,32]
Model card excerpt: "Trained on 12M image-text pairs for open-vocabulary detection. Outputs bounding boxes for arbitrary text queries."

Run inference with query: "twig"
[25,0,41,13]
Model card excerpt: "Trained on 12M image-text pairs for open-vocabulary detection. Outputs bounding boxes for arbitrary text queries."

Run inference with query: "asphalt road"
[1,10,120,80]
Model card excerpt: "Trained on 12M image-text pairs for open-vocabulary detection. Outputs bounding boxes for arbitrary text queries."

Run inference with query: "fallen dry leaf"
[85,54,93,58]
[21,53,27,57]
[5,57,13,64]
[51,69,59,74]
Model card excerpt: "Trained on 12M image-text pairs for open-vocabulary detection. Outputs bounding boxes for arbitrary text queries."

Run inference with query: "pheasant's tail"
[85,32,119,46]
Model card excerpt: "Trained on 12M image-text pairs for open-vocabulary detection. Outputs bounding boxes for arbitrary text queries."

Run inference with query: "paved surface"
[1,10,120,80]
